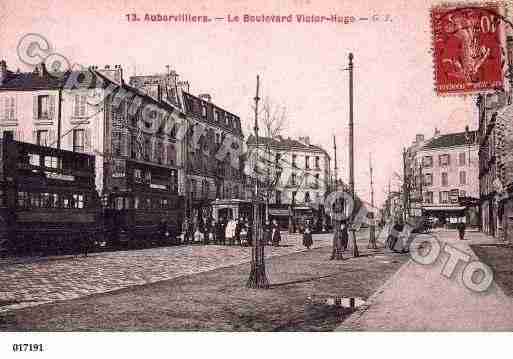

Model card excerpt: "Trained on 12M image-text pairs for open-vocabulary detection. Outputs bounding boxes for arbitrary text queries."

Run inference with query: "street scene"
[1,1,513,355]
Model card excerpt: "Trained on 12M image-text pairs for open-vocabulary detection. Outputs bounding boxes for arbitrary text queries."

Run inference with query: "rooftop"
[421,131,477,150]
[246,135,329,156]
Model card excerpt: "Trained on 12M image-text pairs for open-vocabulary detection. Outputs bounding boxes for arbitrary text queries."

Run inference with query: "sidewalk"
[337,229,513,331]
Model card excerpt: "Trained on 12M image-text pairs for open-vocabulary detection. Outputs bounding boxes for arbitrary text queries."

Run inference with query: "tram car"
[0,135,101,255]
[102,163,184,248]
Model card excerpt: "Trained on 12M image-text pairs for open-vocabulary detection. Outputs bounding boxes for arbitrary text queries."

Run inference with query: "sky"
[0,0,486,207]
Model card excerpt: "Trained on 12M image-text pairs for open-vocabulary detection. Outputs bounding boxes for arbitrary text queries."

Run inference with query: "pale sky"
[0,0,482,207]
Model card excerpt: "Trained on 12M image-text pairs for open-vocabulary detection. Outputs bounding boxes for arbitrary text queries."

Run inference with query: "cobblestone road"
[0,232,338,313]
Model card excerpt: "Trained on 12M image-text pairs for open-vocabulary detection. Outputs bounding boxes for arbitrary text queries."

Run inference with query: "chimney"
[199,93,212,103]
[34,62,48,77]
[415,134,424,143]
[178,80,190,93]
[299,136,310,145]
[96,64,123,85]
[0,60,7,85]
[434,128,441,138]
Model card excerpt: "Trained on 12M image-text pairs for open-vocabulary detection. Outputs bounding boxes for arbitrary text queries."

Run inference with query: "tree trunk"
[246,203,269,289]
[350,229,359,257]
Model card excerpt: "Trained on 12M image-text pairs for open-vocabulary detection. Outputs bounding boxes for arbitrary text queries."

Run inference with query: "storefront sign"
[150,183,167,190]
[44,171,75,181]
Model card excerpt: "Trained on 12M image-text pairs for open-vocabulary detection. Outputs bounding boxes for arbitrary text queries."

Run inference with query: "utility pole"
[402,147,408,222]
[348,52,359,258]
[247,75,269,289]
[333,135,338,190]
[368,153,377,249]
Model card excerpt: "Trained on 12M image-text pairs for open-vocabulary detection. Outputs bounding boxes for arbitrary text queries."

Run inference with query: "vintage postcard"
[0,0,512,357]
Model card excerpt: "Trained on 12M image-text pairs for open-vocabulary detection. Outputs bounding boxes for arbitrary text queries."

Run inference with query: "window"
[314,173,320,187]
[145,171,151,183]
[201,103,207,117]
[73,129,85,152]
[30,192,41,208]
[73,94,87,117]
[305,191,310,203]
[134,169,143,183]
[291,173,296,186]
[292,191,297,204]
[112,131,122,156]
[305,156,310,169]
[144,137,151,161]
[424,173,433,186]
[439,191,449,204]
[292,154,297,167]
[424,191,433,204]
[459,152,466,166]
[38,95,50,118]
[170,170,178,193]
[275,153,281,165]
[44,156,60,169]
[29,153,40,167]
[17,191,29,208]
[459,171,466,185]
[214,110,219,122]
[441,172,448,186]
[72,194,84,209]
[315,156,320,168]
[423,156,433,168]
[439,154,450,167]
[4,96,16,121]
[276,191,282,204]
[36,130,49,146]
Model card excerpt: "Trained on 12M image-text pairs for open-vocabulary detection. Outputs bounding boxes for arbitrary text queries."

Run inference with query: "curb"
[335,256,413,331]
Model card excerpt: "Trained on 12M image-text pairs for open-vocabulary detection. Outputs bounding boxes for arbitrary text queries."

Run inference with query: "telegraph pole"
[333,135,338,190]
[247,75,269,289]
[402,147,408,222]
[348,53,359,258]
[368,153,377,249]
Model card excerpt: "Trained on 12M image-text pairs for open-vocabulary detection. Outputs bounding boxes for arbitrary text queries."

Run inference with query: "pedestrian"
[182,218,190,245]
[303,219,313,249]
[458,221,466,240]
[194,226,203,244]
[263,219,272,245]
[271,219,281,246]
[340,221,349,251]
[225,218,236,245]
[216,218,225,245]
[235,218,242,245]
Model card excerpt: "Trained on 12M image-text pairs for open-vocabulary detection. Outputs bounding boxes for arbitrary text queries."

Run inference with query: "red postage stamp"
[431,3,505,95]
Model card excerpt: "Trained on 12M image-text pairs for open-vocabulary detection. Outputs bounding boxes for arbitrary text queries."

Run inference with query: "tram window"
[44,156,61,169]
[17,192,29,208]
[134,196,140,209]
[30,193,41,208]
[146,198,151,209]
[73,194,84,209]
[29,154,40,167]
[162,199,168,209]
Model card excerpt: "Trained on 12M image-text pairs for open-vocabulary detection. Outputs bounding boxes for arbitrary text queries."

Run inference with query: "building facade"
[130,72,245,222]
[0,61,185,231]
[406,130,479,227]
[246,135,331,229]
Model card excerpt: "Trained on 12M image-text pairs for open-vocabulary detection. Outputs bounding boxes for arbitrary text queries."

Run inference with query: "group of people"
[181,216,288,247]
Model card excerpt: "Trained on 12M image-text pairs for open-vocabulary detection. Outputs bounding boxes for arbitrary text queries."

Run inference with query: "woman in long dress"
[302,219,313,249]
[271,219,281,247]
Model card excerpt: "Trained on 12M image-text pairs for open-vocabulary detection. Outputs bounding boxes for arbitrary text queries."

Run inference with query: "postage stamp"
[431,2,506,95]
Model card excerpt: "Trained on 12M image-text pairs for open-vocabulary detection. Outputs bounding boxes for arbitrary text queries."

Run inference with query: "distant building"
[406,129,479,226]
[246,135,331,229]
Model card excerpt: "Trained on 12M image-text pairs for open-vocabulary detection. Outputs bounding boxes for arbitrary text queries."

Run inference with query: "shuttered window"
[73,94,87,117]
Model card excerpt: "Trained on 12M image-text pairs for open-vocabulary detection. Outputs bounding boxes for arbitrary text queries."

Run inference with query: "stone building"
[0,61,184,217]
[129,71,245,221]
[406,129,479,227]
[246,135,331,229]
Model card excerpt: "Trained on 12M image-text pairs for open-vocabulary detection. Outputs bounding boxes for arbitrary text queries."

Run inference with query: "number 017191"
[12,344,44,352]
